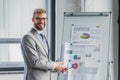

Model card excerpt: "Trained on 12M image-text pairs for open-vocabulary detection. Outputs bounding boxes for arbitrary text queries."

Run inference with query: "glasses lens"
[35,17,47,21]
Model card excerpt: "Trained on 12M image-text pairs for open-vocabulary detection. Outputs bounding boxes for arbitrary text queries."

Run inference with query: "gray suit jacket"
[21,28,55,80]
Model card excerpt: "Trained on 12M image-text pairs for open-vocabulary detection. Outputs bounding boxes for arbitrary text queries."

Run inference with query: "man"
[21,8,67,80]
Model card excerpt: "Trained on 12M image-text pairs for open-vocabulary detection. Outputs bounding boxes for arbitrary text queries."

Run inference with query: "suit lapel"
[30,28,49,56]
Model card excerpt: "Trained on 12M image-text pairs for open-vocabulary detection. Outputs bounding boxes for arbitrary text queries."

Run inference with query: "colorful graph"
[73,55,81,60]
[67,50,72,54]
[71,63,78,69]
[81,33,90,39]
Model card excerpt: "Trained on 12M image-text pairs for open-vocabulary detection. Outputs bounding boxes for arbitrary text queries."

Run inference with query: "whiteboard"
[59,12,111,80]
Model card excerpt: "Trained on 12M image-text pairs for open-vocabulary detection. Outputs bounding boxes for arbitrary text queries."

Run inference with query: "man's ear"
[32,17,34,22]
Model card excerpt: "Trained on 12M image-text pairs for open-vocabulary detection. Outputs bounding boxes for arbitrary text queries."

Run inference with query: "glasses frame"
[34,17,48,21]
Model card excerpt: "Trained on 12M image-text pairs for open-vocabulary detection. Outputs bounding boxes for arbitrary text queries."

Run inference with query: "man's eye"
[35,18,48,21]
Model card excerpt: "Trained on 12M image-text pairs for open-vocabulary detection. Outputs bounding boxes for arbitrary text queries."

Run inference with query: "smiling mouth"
[38,24,45,28]
[38,24,42,26]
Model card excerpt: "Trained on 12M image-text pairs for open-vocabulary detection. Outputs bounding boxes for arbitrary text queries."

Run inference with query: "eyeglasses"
[35,17,48,21]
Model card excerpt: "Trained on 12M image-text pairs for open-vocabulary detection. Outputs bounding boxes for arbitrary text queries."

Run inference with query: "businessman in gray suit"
[21,8,68,80]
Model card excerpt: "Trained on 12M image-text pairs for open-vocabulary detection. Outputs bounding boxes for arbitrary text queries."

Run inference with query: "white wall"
[93,0,112,12]
[55,0,66,59]
[56,0,118,80]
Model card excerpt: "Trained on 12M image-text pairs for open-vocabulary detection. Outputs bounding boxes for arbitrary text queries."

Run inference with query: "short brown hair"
[33,8,46,17]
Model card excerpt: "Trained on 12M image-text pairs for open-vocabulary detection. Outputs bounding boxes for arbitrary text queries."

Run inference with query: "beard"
[34,23,45,31]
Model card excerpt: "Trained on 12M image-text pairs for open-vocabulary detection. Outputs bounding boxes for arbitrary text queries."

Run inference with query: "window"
[0,0,47,72]
[0,39,22,62]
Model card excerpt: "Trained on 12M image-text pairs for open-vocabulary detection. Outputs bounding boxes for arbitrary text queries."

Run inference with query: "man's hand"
[61,65,68,73]
[54,62,68,73]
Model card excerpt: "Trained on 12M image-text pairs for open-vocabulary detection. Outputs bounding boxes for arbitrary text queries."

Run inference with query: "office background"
[0,0,119,80]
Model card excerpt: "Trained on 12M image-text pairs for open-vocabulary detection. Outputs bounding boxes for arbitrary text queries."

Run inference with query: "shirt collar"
[33,27,43,34]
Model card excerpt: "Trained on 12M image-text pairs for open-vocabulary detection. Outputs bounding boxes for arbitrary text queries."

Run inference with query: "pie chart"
[81,33,90,39]
[72,63,78,69]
